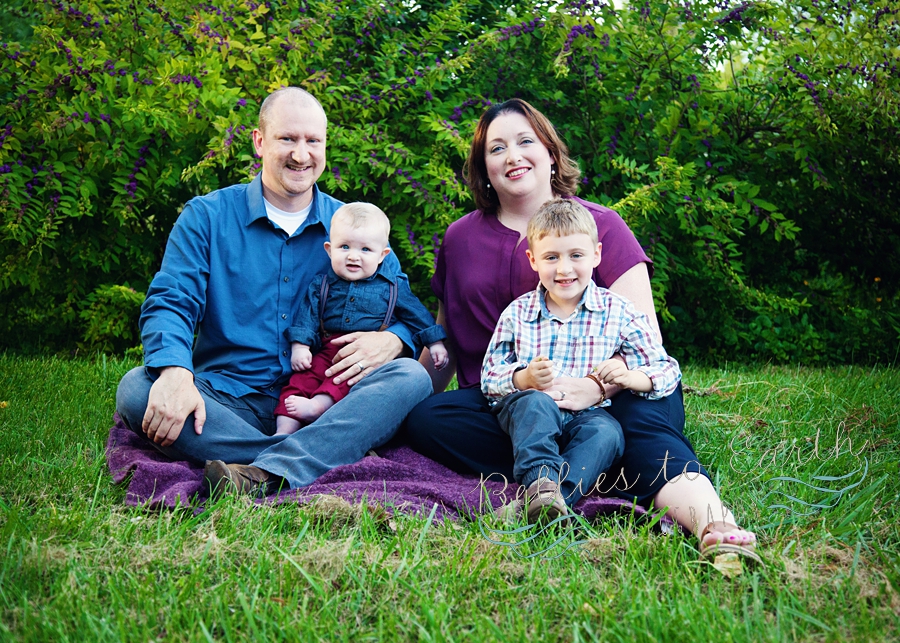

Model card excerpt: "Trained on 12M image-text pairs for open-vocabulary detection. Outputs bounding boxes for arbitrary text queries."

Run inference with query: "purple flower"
[236,98,247,108]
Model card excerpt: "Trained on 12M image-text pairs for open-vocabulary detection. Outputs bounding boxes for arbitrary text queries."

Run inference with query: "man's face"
[252,98,327,212]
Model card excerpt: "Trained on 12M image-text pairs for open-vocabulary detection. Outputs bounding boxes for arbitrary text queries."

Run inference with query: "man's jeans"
[116,359,432,489]
[493,389,625,506]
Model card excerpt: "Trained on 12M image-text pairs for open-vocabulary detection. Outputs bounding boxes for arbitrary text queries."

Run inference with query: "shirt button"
[282,314,287,319]
[350,296,355,302]
[268,386,274,391]
[345,317,350,322]
[283,277,289,282]
[282,350,287,356]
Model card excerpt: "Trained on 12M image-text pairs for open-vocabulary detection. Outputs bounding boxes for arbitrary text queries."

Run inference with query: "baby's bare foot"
[283,395,330,422]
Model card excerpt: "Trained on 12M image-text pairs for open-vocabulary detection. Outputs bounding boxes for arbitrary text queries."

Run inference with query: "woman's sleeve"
[582,200,652,289]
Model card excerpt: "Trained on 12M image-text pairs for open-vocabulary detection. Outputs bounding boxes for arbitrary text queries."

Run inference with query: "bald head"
[258,87,327,133]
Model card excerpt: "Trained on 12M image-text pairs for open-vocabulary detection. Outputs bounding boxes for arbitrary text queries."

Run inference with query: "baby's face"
[326,218,390,281]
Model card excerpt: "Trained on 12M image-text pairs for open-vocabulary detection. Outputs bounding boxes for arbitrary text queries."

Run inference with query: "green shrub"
[1,0,897,362]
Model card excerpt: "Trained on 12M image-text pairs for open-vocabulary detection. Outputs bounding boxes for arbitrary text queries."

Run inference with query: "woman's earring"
[551,167,556,175]
[486,183,491,189]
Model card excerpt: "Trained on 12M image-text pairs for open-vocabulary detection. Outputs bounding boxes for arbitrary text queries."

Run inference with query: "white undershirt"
[264,198,311,236]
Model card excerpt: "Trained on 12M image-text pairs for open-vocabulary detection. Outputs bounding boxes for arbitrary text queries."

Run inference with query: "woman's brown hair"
[463,98,581,214]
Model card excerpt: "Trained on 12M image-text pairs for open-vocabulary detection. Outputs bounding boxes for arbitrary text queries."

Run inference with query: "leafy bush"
[1,0,897,362]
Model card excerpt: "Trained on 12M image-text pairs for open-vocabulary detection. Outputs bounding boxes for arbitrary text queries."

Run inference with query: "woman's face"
[483,111,555,208]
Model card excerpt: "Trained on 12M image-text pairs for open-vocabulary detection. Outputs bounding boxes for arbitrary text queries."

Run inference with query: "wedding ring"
[357,362,365,372]
[560,391,567,400]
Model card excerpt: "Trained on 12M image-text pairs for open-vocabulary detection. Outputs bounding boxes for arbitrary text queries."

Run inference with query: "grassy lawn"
[1,354,898,642]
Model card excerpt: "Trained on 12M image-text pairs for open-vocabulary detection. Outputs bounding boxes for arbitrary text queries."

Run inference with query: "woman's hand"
[325,331,404,386]
[545,376,606,412]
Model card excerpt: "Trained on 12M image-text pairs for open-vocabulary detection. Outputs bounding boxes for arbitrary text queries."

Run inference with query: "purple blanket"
[105,414,648,522]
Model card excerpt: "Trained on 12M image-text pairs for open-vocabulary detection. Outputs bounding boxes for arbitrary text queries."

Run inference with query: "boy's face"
[325,218,391,281]
[526,232,601,315]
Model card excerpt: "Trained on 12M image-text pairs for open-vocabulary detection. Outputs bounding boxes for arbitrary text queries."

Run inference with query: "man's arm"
[139,202,210,444]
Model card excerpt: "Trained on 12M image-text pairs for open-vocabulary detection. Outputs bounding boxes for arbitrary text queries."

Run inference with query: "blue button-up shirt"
[286,262,446,351]
[140,174,415,398]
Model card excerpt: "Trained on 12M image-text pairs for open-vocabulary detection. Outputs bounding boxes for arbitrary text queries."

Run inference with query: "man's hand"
[290,343,313,371]
[514,356,555,391]
[142,366,206,447]
[325,331,403,386]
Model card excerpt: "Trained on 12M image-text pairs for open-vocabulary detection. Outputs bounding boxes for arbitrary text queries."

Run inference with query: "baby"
[275,202,448,435]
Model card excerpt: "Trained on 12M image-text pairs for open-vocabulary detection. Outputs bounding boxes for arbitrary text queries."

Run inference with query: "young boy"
[276,202,448,435]
[481,199,681,524]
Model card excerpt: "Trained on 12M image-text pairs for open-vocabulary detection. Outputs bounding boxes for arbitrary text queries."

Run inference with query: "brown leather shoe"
[524,477,570,525]
[205,460,280,500]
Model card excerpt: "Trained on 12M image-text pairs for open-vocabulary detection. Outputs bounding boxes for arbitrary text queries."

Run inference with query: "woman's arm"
[589,261,660,402]
[607,262,661,342]
[418,301,457,393]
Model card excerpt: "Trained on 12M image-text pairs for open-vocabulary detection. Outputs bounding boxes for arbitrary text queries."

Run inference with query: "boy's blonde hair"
[331,202,391,243]
[527,199,598,248]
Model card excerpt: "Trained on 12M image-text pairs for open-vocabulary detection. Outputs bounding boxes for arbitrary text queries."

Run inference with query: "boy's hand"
[595,358,651,392]
[429,341,449,370]
[516,356,555,391]
[291,343,313,371]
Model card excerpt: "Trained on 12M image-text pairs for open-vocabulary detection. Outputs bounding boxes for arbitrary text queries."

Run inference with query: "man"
[116,87,432,497]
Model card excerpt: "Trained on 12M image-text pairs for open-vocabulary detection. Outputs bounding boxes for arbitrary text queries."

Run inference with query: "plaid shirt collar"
[522,283,604,324]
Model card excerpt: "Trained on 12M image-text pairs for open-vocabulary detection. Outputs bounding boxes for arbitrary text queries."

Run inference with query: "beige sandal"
[699,521,763,565]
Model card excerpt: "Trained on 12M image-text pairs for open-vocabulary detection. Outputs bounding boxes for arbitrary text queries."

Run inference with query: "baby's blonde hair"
[331,202,391,244]
[527,199,598,248]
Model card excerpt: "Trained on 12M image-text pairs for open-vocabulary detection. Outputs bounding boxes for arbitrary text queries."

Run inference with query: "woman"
[403,98,759,562]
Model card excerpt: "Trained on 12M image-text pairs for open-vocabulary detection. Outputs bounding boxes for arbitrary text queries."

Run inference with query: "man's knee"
[381,358,433,401]
[115,366,152,432]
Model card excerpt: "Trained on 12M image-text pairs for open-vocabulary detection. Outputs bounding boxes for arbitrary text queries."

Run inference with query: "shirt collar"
[523,282,601,322]
[325,258,400,285]
[245,173,326,230]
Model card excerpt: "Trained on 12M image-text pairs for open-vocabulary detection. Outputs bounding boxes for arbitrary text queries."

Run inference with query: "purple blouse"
[433,197,651,390]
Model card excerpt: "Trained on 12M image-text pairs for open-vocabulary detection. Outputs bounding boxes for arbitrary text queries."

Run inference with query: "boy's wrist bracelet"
[586,374,607,404]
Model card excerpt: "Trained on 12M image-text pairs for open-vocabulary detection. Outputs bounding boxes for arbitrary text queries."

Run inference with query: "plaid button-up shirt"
[481,282,681,405]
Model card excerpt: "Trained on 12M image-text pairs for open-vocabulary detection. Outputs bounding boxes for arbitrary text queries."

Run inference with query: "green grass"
[1,354,898,642]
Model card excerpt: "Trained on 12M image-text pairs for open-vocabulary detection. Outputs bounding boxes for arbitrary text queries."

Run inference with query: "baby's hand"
[291,344,313,371]
[526,356,555,390]
[429,341,449,370]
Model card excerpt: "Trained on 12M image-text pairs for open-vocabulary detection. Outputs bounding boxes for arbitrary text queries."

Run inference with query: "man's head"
[325,203,392,282]
[525,199,601,315]
[252,87,327,212]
